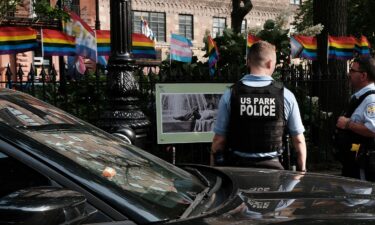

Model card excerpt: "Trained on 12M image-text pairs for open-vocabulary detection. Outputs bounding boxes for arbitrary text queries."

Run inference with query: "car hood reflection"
[170,167,375,225]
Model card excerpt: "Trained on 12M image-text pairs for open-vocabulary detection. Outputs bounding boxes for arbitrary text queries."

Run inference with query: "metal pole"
[95,0,101,30]
[98,0,150,148]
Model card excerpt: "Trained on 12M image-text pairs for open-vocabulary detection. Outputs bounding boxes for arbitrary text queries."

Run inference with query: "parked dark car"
[1,88,375,225]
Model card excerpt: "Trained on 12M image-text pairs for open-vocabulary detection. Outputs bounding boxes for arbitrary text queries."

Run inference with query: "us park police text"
[240,97,276,117]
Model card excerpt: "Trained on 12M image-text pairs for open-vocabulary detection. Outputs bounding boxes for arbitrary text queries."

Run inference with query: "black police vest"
[335,91,375,151]
[227,81,285,153]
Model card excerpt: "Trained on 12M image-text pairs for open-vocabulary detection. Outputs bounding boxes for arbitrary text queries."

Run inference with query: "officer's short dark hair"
[353,56,375,81]
[247,41,276,68]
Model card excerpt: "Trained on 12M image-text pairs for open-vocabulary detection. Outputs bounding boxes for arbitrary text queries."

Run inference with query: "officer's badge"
[366,103,375,118]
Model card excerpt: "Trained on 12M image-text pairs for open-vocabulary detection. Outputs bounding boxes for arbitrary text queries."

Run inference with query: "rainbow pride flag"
[293,35,317,60]
[131,33,156,59]
[0,27,38,54]
[96,30,111,56]
[290,36,303,58]
[247,34,261,48]
[207,36,219,76]
[246,34,261,58]
[42,29,76,56]
[355,35,371,57]
[328,35,356,60]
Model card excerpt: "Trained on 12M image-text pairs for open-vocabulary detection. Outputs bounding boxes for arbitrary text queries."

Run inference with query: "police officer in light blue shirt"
[349,84,375,133]
[210,41,307,171]
[336,57,375,181]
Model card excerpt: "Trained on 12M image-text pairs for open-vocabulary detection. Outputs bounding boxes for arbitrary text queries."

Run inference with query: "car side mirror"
[0,186,93,225]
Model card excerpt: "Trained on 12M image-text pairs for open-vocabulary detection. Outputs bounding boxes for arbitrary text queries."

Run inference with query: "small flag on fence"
[0,27,38,55]
[98,55,108,67]
[328,35,356,60]
[42,29,76,56]
[170,33,193,63]
[355,35,371,58]
[247,34,261,48]
[207,36,219,76]
[96,30,111,56]
[63,10,97,61]
[246,34,261,58]
[290,36,303,59]
[132,33,156,59]
[293,35,317,60]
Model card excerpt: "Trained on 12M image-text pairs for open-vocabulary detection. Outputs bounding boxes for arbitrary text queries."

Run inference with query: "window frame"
[178,14,194,40]
[290,0,301,5]
[212,17,226,38]
[241,19,247,34]
[132,11,166,42]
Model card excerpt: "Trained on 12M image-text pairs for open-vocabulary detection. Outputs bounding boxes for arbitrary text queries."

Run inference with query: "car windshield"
[0,91,206,220]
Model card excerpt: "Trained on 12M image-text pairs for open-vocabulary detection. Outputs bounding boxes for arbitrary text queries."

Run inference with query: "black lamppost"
[95,0,101,30]
[98,0,150,147]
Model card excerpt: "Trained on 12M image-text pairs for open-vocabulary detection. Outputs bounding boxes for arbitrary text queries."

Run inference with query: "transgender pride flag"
[170,33,193,63]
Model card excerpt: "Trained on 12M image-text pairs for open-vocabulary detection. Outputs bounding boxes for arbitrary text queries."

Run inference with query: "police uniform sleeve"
[361,95,375,133]
[213,89,232,136]
[284,89,305,136]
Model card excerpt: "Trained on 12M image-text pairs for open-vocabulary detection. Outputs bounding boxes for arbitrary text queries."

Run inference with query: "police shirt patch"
[366,103,375,118]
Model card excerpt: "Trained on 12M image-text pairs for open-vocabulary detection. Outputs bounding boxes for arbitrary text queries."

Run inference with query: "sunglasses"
[349,68,365,73]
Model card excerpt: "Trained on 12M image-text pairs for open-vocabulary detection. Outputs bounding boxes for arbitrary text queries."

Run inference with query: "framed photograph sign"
[155,83,231,144]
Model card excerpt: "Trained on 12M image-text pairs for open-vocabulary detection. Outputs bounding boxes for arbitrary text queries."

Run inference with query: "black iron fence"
[3,63,349,169]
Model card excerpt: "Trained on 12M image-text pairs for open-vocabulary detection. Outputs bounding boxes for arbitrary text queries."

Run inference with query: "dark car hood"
[168,167,375,225]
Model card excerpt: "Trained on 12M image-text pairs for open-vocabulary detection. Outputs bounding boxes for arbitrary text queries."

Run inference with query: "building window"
[212,17,226,38]
[290,0,301,5]
[61,0,80,15]
[179,14,193,40]
[133,11,166,42]
[241,19,247,34]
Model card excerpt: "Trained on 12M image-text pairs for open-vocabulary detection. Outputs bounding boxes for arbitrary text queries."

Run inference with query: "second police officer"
[336,57,375,181]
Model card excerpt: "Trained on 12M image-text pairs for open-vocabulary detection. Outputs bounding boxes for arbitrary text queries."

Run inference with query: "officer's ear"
[362,71,369,81]
[265,59,273,69]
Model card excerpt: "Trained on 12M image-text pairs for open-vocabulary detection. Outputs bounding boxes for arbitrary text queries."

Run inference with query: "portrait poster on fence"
[155,83,231,144]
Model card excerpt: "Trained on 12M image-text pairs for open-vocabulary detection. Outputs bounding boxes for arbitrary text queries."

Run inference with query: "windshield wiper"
[180,167,222,219]
[185,167,210,187]
[180,186,210,219]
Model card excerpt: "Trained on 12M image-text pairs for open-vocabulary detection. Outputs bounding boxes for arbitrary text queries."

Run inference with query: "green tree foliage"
[208,29,247,79]
[291,0,313,33]
[348,0,375,48]
[0,0,22,20]
[0,0,69,22]
[256,20,290,65]
[33,0,70,21]
[160,16,290,81]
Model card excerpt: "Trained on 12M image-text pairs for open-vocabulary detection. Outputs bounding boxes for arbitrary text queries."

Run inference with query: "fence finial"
[5,64,13,89]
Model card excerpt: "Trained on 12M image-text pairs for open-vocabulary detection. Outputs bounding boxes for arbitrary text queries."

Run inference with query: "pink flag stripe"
[171,38,191,47]
[170,49,192,57]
